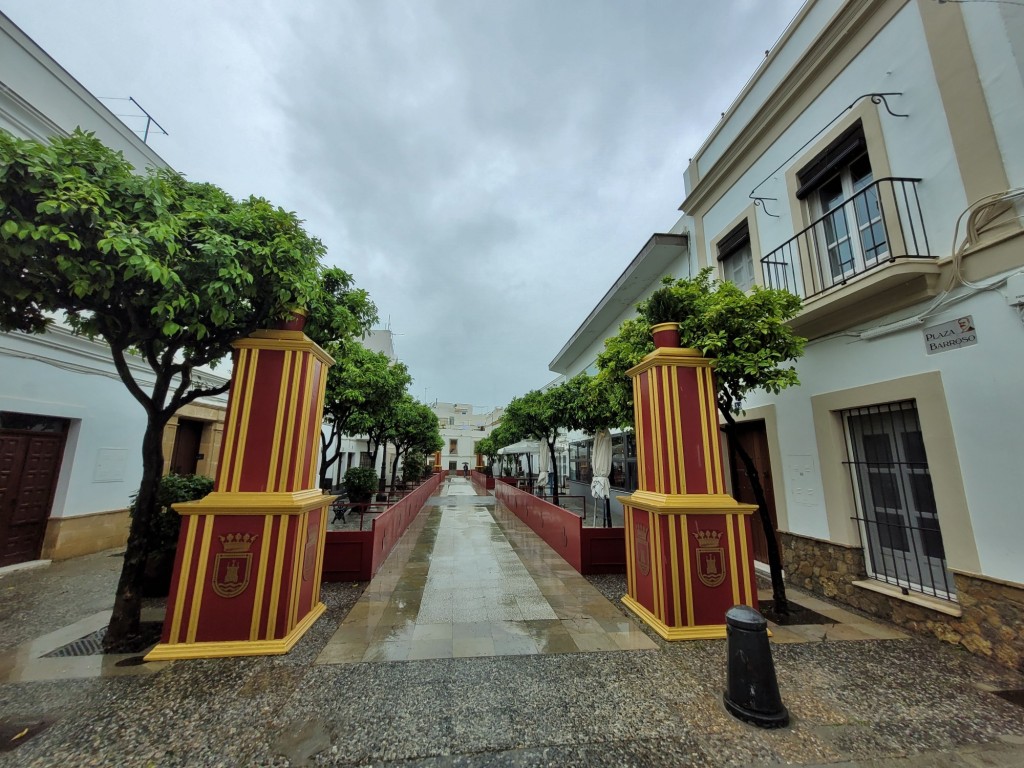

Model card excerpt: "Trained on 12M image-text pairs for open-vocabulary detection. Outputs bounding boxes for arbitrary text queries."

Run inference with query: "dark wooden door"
[170,419,203,475]
[725,420,782,566]
[0,432,66,567]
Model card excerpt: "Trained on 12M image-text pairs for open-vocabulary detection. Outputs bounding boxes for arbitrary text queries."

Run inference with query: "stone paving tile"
[318,481,656,666]
[2,480,1024,766]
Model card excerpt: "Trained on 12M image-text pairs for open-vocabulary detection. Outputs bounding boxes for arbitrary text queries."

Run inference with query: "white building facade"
[552,0,1024,669]
[431,402,503,475]
[0,13,228,566]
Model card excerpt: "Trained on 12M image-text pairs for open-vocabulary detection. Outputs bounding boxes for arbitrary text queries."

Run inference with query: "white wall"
[0,328,227,519]
[963,2,1024,188]
[0,13,168,170]
[700,4,967,265]
[740,281,1024,582]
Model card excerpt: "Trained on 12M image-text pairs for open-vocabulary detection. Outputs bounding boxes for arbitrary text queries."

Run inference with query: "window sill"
[852,579,962,617]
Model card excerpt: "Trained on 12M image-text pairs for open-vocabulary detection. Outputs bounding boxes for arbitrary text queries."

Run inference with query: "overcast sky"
[4,0,803,410]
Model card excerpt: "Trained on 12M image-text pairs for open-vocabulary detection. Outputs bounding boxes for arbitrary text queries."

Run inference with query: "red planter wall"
[323,471,446,582]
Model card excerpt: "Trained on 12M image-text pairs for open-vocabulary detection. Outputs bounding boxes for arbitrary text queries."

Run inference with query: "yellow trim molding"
[622,595,727,641]
[233,331,335,366]
[626,347,709,377]
[623,491,756,515]
[174,490,337,516]
[145,602,326,660]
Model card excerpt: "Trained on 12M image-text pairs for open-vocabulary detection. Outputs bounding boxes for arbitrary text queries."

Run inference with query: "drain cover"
[994,690,1024,708]
[42,622,162,657]
[759,600,834,626]
[0,719,52,753]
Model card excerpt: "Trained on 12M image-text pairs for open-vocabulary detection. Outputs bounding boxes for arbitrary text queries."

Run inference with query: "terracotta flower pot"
[278,308,308,332]
[651,322,680,348]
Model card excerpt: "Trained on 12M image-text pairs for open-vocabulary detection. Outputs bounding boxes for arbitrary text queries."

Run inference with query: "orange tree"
[0,130,374,648]
[597,268,804,613]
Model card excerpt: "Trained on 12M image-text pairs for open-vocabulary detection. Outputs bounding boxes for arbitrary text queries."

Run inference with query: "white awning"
[497,439,541,455]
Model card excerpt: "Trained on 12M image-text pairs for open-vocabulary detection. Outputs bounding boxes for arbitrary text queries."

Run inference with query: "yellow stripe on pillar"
[727,514,741,607]
[632,378,648,489]
[216,349,246,491]
[648,371,664,494]
[266,516,287,640]
[278,351,302,491]
[309,363,329,489]
[738,513,753,605]
[169,515,199,643]
[266,350,291,493]
[695,367,715,495]
[313,509,328,605]
[624,507,635,593]
[680,515,694,626]
[288,513,308,630]
[705,368,724,493]
[668,514,682,628]
[230,349,259,492]
[250,515,274,641]
[186,515,215,643]
[292,355,315,490]
[660,366,676,495]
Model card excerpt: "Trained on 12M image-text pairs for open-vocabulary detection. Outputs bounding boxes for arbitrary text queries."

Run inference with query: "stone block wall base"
[41,509,130,560]
[781,532,1024,673]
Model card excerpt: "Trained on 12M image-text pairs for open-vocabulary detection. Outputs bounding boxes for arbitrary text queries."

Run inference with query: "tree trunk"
[547,439,560,506]
[390,450,401,491]
[720,407,789,614]
[378,442,388,494]
[104,411,167,650]
[319,431,336,489]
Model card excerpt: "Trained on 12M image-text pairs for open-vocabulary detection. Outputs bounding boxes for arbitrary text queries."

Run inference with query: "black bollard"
[723,604,789,728]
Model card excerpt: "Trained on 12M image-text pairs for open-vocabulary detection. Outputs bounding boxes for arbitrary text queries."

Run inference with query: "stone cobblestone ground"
[1,521,1022,766]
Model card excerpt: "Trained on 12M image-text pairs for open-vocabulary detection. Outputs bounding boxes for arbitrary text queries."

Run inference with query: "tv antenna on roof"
[99,96,168,144]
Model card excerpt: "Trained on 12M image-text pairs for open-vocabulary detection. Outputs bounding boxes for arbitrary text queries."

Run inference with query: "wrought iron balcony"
[760,178,933,300]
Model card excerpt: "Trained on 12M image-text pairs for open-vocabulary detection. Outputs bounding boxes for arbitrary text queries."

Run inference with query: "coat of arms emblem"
[212,533,257,599]
[635,521,651,576]
[692,527,726,588]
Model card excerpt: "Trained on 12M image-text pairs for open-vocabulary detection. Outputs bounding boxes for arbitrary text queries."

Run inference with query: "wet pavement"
[0,477,1022,766]
[317,481,655,664]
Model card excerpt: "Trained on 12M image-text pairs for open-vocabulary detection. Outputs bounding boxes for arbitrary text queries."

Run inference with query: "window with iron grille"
[841,400,956,600]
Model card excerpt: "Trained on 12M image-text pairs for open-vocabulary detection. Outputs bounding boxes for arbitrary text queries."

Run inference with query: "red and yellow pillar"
[146,319,335,660]
[620,332,758,640]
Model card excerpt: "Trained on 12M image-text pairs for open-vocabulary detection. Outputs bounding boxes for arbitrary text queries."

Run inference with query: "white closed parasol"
[536,439,549,492]
[590,429,612,525]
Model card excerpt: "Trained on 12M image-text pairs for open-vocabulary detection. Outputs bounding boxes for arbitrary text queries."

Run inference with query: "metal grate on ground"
[42,622,163,657]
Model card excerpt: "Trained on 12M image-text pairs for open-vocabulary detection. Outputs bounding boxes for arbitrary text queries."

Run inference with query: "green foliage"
[387,395,443,486]
[0,129,376,645]
[595,317,655,426]
[318,341,405,484]
[558,373,629,434]
[475,435,499,464]
[303,267,377,348]
[402,450,427,483]
[501,389,557,445]
[346,358,412,441]
[0,130,332,351]
[343,466,378,502]
[130,474,213,554]
[599,268,805,416]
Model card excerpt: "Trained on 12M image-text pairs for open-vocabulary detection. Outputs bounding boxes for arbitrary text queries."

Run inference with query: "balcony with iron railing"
[759,178,942,336]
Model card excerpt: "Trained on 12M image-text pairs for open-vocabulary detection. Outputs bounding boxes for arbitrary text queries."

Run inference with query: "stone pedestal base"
[621,491,757,641]
[145,491,332,660]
